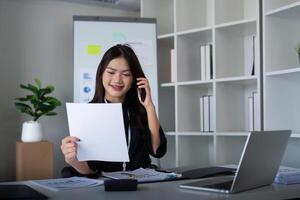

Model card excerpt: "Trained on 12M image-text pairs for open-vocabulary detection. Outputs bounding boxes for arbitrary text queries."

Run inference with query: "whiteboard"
[73,16,158,108]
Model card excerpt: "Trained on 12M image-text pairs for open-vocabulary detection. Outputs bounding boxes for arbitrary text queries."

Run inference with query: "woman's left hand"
[136,77,153,108]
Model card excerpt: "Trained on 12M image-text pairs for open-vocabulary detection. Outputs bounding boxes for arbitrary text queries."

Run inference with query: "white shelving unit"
[263,0,300,167]
[141,0,263,169]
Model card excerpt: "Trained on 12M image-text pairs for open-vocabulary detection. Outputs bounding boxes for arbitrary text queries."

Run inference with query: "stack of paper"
[274,166,300,185]
[30,176,103,191]
[102,168,179,183]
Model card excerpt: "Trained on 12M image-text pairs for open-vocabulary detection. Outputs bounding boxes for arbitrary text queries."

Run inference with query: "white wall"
[0,0,139,181]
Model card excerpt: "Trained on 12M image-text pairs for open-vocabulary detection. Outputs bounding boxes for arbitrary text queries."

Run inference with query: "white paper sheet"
[66,103,129,162]
[102,168,179,183]
[29,177,103,192]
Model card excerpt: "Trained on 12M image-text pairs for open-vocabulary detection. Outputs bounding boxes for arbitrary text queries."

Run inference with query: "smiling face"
[102,57,133,103]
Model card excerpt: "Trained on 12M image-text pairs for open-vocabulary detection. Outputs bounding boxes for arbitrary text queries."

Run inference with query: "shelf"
[216,132,249,137]
[265,67,300,77]
[177,80,213,87]
[158,33,175,40]
[264,0,300,14]
[215,18,257,30]
[177,26,213,36]
[165,132,177,136]
[142,0,264,167]
[161,82,176,87]
[177,132,214,136]
[166,131,214,136]
[265,1,300,16]
[216,76,257,84]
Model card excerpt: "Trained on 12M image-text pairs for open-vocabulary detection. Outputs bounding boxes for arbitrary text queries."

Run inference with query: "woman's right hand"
[61,136,80,165]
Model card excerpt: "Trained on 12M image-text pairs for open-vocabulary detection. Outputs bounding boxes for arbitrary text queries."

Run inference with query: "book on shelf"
[200,45,206,80]
[253,91,260,131]
[200,97,204,132]
[200,95,214,132]
[244,34,256,76]
[247,91,260,131]
[200,44,213,81]
[203,96,210,132]
[205,44,213,80]
[209,95,215,132]
[170,48,176,82]
[248,96,254,132]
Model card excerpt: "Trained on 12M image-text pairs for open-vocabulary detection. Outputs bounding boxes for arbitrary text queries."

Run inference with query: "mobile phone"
[139,88,146,102]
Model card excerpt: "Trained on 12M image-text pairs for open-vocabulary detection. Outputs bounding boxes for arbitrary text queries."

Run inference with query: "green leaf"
[15,97,28,102]
[45,112,57,116]
[34,78,42,89]
[14,102,34,116]
[20,83,39,96]
[46,85,55,93]
[45,97,61,106]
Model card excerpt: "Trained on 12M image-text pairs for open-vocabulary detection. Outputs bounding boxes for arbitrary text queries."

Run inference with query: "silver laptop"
[180,130,291,193]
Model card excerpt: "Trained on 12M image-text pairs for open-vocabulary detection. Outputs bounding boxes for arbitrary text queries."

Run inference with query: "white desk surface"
[3,177,300,200]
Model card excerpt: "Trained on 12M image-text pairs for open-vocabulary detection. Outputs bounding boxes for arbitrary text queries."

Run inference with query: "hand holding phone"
[136,77,148,103]
[139,88,146,102]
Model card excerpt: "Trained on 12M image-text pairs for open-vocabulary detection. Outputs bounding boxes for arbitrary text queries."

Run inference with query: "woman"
[61,44,167,177]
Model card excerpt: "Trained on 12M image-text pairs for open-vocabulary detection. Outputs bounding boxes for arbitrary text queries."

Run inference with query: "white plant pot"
[21,121,43,142]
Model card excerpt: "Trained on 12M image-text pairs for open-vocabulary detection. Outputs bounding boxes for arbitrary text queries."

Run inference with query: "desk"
[6,177,300,200]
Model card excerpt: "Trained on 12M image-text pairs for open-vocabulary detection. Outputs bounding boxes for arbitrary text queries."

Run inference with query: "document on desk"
[102,168,179,183]
[66,103,129,162]
[29,177,104,192]
[274,166,300,185]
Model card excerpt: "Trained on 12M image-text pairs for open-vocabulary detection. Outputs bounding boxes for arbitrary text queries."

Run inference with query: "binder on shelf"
[200,44,213,81]
[248,96,254,132]
[200,95,214,132]
[200,45,206,81]
[170,49,175,82]
[253,91,260,131]
[203,96,210,132]
[247,91,260,132]
[209,95,215,132]
[244,34,256,76]
[200,97,204,132]
[252,35,256,76]
[205,44,213,80]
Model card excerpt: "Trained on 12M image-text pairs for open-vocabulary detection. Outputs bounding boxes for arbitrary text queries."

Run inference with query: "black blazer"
[87,103,167,174]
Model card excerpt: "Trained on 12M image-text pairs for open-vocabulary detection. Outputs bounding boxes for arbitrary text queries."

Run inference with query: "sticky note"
[87,45,101,55]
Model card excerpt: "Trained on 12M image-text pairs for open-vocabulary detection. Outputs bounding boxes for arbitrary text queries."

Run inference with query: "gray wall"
[0,0,139,181]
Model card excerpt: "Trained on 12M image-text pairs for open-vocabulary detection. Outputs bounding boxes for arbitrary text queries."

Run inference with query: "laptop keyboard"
[204,180,233,190]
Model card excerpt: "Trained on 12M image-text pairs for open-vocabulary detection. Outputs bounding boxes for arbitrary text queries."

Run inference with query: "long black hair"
[90,44,147,128]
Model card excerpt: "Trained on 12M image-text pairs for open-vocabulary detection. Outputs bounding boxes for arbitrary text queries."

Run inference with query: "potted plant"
[14,78,61,142]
